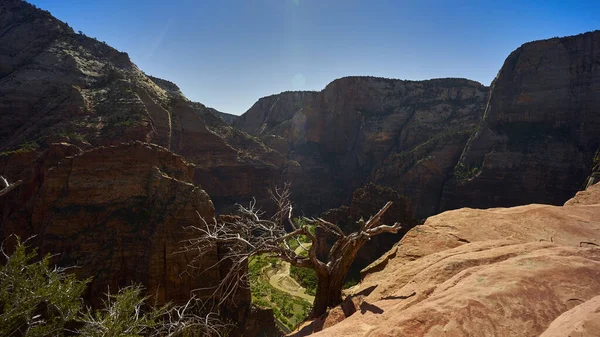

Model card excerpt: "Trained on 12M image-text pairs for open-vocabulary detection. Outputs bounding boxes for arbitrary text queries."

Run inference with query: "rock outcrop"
[207,107,239,125]
[292,183,600,337]
[237,77,488,217]
[441,31,600,211]
[0,0,284,211]
[539,294,600,337]
[0,142,240,306]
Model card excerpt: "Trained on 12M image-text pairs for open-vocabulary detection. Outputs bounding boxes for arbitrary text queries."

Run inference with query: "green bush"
[1,236,218,337]
[454,162,480,183]
[0,236,89,337]
[289,266,317,296]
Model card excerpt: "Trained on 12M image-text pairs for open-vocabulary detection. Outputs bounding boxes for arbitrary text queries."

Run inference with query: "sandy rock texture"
[292,183,600,337]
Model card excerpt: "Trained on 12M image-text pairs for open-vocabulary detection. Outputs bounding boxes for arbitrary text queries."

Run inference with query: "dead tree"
[184,184,401,318]
[0,176,21,197]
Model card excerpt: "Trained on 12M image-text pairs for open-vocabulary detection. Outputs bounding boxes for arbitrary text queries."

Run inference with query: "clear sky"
[28,0,600,115]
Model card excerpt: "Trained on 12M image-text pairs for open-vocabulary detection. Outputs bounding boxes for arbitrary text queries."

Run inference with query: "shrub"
[0,236,89,337]
[1,236,220,337]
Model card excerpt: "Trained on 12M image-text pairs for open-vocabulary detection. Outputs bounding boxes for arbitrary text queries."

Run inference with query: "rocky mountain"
[234,91,318,136]
[441,31,600,211]
[293,182,600,336]
[0,0,285,212]
[0,1,280,334]
[237,77,488,217]
[0,141,281,335]
[0,142,223,305]
[3,1,600,335]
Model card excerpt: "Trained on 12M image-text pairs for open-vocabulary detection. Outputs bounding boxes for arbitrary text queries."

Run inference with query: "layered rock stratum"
[0,142,239,306]
[0,0,285,211]
[236,77,488,217]
[292,183,600,336]
[2,2,600,336]
[441,31,600,211]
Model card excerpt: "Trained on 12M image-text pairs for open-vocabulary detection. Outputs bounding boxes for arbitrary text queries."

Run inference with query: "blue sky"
[29,0,599,114]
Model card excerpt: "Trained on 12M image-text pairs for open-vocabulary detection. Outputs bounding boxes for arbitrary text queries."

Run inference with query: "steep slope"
[294,183,600,337]
[539,294,600,337]
[441,31,600,211]
[0,0,285,210]
[234,91,318,136]
[237,77,488,217]
[207,107,239,125]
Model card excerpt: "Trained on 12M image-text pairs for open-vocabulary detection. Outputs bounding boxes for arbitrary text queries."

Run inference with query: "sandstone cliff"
[236,77,488,217]
[0,0,285,211]
[293,183,600,336]
[0,142,239,307]
[441,31,600,211]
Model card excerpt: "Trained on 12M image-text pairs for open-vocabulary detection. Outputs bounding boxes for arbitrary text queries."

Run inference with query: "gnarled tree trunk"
[310,236,367,317]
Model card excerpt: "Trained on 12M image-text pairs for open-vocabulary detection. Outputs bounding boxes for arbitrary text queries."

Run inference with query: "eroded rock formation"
[292,183,600,336]
[0,142,240,306]
[319,183,417,281]
[234,91,318,136]
[0,0,285,211]
[441,31,600,211]
[237,77,488,217]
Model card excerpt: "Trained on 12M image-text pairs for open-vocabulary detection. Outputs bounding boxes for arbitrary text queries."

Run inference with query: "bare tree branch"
[0,176,22,197]
[183,183,403,318]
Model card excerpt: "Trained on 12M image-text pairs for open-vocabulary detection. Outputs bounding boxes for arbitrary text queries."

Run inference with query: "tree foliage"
[0,236,229,337]
[0,236,89,337]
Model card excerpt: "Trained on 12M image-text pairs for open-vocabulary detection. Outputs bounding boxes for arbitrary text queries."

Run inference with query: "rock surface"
[0,141,260,334]
[539,294,600,337]
[441,31,600,212]
[0,0,284,211]
[234,91,318,136]
[237,77,488,217]
[292,183,600,337]
[0,142,227,304]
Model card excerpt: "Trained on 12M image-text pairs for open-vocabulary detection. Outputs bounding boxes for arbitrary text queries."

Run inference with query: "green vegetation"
[0,140,40,156]
[248,254,312,330]
[1,237,213,337]
[78,286,170,337]
[289,265,317,296]
[58,131,85,143]
[454,162,480,183]
[1,237,89,337]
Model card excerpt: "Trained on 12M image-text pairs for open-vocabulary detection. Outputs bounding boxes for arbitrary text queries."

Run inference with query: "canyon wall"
[237,77,488,217]
[441,31,600,211]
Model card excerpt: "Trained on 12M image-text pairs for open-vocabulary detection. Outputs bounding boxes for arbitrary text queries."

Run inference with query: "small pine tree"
[0,237,89,337]
[0,236,228,337]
